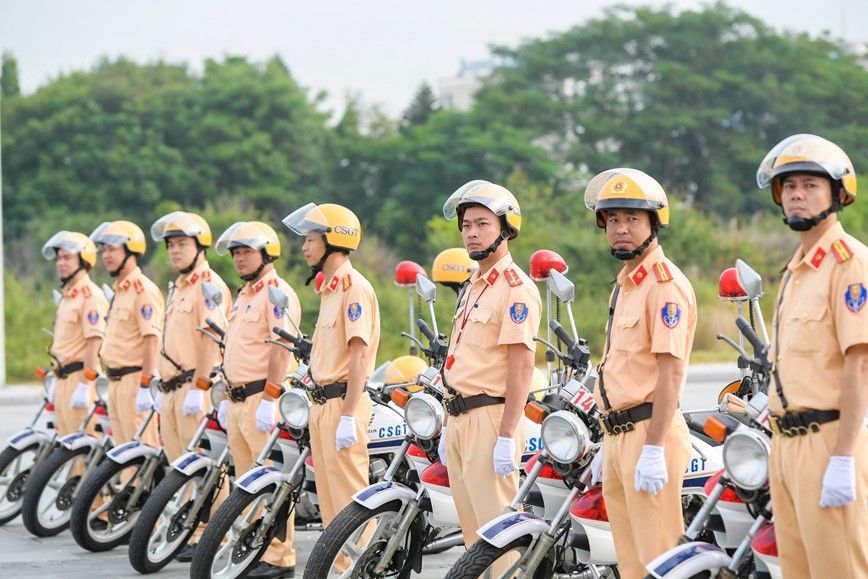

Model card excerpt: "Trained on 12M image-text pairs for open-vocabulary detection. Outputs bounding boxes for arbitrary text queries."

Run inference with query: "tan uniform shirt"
[223,268,300,385]
[443,252,541,398]
[770,222,868,413]
[310,260,380,386]
[594,245,697,412]
[100,267,165,368]
[50,275,109,366]
[159,260,231,379]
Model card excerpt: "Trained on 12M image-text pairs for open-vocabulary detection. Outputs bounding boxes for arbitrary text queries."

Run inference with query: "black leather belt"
[105,366,143,381]
[160,369,195,393]
[226,379,267,403]
[770,409,840,438]
[54,361,84,379]
[311,382,348,405]
[444,393,505,417]
[600,402,653,436]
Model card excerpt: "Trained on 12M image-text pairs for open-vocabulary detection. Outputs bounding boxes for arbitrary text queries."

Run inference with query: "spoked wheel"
[70,456,158,551]
[444,536,549,579]
[129,469,212,574]
[190,484,284,579]
[302,500,423,579]
[0,443,41,525]
[21,445,90,536]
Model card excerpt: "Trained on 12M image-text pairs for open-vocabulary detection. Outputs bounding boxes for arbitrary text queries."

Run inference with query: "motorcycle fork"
[71,443,108,502]
[507,453,547,512]
[249,446,310,548]
[372,485,425,576]
[120,452,163,511]
[719,500,773,578]
[181,445,232,530]
[382,438,412,482]
[512,486,581,578]
[680,481,727,542]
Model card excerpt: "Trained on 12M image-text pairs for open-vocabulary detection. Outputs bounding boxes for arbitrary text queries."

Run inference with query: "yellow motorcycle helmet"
[215,221,281,258]
[42,231,98,267]
[282,202,362,251]
[432,247,475,285]
[151,211,213,248]
[371,356,428,393]
[584,168,670,229]
[757,133,857,207]
[443,180,522,240]
[90,220,147,254]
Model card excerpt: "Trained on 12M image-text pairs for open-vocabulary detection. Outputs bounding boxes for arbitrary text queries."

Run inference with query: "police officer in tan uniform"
[215,221,301,579]
[90,221,163,448]
[41,232,109,435]
[757,134,868,578]
[150,211,231,562]
[282,203,379,555]
[439,180,542,548]
[584,169,695,579]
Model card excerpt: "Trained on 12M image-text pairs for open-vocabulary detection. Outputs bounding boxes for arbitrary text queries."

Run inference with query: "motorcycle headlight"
[541,410,590,463]
[404,393,443,440]
[279,389,311,430]
[209,379,227,408]
[722,429,771,490]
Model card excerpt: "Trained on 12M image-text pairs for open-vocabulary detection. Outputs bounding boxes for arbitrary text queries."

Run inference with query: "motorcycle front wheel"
[444,536,550,579]
[21,445,90,536]
[0,443,41,525]
[303,500,423,579]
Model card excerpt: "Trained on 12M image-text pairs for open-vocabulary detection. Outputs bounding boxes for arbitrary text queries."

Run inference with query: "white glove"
[255,399,275,433]
[820,456,857,508]
[635,445,668,495]
[183,389,204,416]
[591,449,604,485]
[335,416,357,451]
[70,382,90,409]
[46,377,57,404]
[153,391,164,414]
[217,400,229,430]
[438,427,448,467]
[493,437,517,477]
[135,387,153,414]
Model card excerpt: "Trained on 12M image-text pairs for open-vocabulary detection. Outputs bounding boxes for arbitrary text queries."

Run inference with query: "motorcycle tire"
[0,443,40,525]
[444,535,549,579]
[21,445,90,537]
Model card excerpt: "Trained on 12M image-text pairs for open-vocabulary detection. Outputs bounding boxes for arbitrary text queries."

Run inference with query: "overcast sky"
[1,0,865,118]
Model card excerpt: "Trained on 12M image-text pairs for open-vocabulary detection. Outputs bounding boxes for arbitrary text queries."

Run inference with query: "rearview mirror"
[735,259,763,300]
[268,285,289,310]
[547,270,575,304]
[52,289,62,306]
[416,274,437,304]
[201,281,224,305]
[102,283,115,305]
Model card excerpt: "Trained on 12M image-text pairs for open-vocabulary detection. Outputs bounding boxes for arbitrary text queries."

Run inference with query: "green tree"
[401,82,438,133]
[1,51,20,98]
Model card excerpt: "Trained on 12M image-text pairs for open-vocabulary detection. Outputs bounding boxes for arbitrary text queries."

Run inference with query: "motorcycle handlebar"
[206,319,226,339]
[736,317,765,352]
[550,320,576,350]
[272,326,300,346]
[416,318,436,342]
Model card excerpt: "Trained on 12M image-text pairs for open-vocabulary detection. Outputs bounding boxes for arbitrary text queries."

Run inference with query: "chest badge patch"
[348,302,362,322]
[510,302,528,324]
[140,304,154,320]
[845,283,866,313]
[661,302,681,328]
[87,310,100,325]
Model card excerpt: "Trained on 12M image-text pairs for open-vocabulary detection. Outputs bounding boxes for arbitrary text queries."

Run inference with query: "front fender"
[477,512,549,549]
[234,465,285,494]
[352,481,416,510]
[646,542,731,579]
[107,440,160,464]
[171,451,213,477]
[59,432,100,451]
[8,427,54,451]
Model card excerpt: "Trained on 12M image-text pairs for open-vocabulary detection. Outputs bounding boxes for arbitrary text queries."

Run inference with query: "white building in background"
[438,57,503,111]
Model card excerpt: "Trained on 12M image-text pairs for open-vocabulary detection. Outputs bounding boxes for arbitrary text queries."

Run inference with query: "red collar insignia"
[486,268,500,286]
[631,265,648,286]
[810,247,826,268]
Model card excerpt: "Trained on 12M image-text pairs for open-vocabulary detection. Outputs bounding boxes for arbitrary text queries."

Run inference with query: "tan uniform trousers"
[54,371,97,437]
[226,392,295,568]
[160,381,209,462]
[445,404,525,548]
[107,373,159,447]
[602,413,691,579]
[769,420,868,579]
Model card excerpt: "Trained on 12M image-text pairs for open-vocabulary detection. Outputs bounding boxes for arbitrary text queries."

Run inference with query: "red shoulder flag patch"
[504,268,523,287]
[832,239,854,264]
[653,262,673,283]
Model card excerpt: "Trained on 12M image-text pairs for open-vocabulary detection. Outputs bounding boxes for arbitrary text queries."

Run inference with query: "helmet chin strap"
[167,239,204,275]
[306,246,336,286]
[241,250,272,282]
[60,260,86,287]
[784,205,838,232]
[611,229,658,261]
[109,250,134,278]
[469,230,509,261]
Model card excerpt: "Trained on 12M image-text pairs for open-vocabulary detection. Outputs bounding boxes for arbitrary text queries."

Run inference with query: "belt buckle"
[769,416,783,436]
[446,396,466,416]
[599,417,614,437]
[226,385,244,403]
[310,388,326,405]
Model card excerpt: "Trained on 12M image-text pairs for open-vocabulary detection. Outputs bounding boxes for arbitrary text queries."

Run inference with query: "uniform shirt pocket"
[463,307,493,351]
[112,307,132,322]
[318,314,337,329]
[785,302,831,355]
[613,315,643,354]
[241,308,262,323]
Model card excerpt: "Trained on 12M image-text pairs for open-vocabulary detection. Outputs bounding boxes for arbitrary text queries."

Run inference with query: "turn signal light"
[265,382,284,399]
[195,376,212,391]
[704,415,730,443]
[391,388,411,408]
[34,367,48,379]
[524,401,548,424]
[84,368,99,381]
[752,521,778,557]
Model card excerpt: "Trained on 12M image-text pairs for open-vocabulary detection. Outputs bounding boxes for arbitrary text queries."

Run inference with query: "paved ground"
[0,364,735,578]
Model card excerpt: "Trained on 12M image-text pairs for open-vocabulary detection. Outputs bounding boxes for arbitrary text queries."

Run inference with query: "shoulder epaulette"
[134,279,144,294]
[504,268,523,287]
[342,274,353,290]
[81,286,91,298]
[831,239,854,264]
[653,262,674,283]
[201,270,211,282]
[268,278,279,287]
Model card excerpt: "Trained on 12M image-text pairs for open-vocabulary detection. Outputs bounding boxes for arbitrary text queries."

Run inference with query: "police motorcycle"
[127,280,233,573]
[21,369,114,537]
[0,366,59,525]
[645,260,777,579]
[189,284,325,579]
